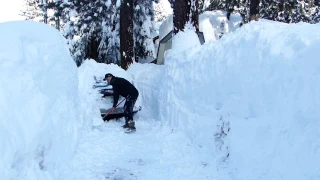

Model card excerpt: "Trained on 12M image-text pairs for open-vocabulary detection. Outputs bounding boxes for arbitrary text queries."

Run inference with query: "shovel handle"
[103,98,126,119]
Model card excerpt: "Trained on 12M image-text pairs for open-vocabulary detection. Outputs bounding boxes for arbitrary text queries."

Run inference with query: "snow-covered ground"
[1,19,320,180]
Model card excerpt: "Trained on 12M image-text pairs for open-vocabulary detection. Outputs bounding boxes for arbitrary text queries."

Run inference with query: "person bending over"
[104,73,139,131]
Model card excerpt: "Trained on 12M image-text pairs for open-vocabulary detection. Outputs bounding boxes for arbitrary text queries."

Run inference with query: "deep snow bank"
[163,21,320,179]
[77,60,131,127]
[0,21,79,179]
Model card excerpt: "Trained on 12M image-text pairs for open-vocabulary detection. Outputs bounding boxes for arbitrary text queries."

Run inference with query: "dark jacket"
[109,76,139,107]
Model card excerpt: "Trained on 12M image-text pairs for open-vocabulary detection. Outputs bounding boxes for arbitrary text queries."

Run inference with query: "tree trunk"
[250,0,260,21]
[190,0,199,32]
[173,0,199,35]
[173,0,189,34]
[120,0,134,70]
[41,0,48,24]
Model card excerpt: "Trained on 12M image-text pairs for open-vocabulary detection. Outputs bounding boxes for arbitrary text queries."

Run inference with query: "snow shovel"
[102,98,126,120]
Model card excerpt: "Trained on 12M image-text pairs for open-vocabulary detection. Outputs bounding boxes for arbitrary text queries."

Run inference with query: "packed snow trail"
[61,119,163,179]
[58,61,217,180]
[60,120,216,180]
[60,108,216,179]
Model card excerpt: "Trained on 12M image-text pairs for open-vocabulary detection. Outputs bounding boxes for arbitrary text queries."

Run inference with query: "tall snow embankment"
[0,21,79,179]
[162,20,320,179]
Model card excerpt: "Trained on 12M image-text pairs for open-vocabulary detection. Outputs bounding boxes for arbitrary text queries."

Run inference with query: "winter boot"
[127,120,136,131]
[121,124,130,128]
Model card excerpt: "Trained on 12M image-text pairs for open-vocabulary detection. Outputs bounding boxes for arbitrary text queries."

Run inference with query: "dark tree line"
[198,0,320,23]
[170,0,199,34]
[23,0,158,69]
[22,0,319,69]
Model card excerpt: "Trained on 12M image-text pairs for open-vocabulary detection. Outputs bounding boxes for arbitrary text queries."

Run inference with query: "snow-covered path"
[60,115,216,180]
[58,62,217,180]
[60,119,161,179]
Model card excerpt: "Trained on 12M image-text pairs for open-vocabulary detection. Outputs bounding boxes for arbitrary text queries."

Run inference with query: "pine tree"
[154,0,172,22]
[134,0,157,62]
[67,0,99,65]
[291,0,311,23]
[22,0,71,30]
[310,0,320,23]
[22,0,43,22]
[99,0,120,64]
[259,0,316,23]
[191,0,200,32]
[120,0,134,70]
[62,0,121,66]
[260,0,281,21]
[172,0,199,34]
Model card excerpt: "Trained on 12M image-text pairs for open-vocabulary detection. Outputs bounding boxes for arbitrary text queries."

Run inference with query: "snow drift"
[0,21,79,179]
[162,20,320,179]
[159,10,242,42]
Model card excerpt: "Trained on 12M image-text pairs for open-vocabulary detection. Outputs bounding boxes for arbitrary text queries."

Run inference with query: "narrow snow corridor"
[60,111,216,180]
[61,119,162,179]
[59,62,217,180]
[2,20,319,180]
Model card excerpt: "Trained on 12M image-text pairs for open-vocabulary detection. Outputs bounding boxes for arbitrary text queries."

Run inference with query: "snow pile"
[0,21,79,179]
[163,20,320,179]
[171,29,201,53]
[159,10,243,42]
[199,10,243,42]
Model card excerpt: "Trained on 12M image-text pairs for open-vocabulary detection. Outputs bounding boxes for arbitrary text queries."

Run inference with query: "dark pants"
[123,93,138,124]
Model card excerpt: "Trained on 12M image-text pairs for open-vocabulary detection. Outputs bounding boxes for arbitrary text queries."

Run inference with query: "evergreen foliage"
[134,0,157,61]
[200,0,320,24]
[23,0,157,67]
[22,0,44,22]
[154,0,172,22]
[22,0,320,67]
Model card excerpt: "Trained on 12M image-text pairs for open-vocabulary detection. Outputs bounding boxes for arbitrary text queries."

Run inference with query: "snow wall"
[160,21,320,179]
[0,21,80,179]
